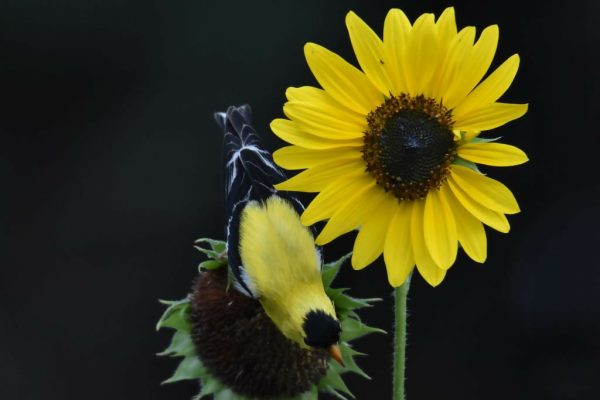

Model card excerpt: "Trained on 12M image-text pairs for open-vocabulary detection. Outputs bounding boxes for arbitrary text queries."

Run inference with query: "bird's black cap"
[303,310,341,348]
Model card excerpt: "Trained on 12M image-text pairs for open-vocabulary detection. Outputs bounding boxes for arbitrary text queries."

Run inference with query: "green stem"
[393,275,411,400]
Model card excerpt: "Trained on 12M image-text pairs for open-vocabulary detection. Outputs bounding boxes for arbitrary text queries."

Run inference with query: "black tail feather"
[217,105,288,217]
[214,105,308,297]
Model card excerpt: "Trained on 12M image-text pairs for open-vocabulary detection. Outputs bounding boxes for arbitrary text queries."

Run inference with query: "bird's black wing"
[214,105,307,297]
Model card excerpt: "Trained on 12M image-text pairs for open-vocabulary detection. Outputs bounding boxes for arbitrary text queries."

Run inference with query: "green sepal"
[195,376,225,399]
[199,259,226,271]
[453,156,482,173]
[340,318,386,342]
[293,387,319,400]
[194,237,227,253]
[327,287,380,313]
[453,135,502,174]
[458,131,501,144]
[318,367,354,399]
[156,298,191,332]
[339,346,370,380]
[162,355,204,384]
[344,310,363,322]
[320,253,384,397]
[470,136,501,143]
[225,268,236,293]
[210,387,319,400]
[195,238,227,271]
[321,253,351,288]
[157,329,195,357]
[194,238,227,260]
[212,390,240,400]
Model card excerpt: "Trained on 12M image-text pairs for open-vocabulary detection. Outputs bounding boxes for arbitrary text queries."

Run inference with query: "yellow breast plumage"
[239,196,336,346]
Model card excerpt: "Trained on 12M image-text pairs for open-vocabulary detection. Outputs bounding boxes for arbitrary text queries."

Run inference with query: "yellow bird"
[215,105,343,365]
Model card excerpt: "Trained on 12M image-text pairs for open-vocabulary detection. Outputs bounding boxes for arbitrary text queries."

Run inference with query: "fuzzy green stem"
[393,275,411,400]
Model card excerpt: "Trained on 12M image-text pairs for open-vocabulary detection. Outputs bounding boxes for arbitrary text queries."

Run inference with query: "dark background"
[1,0,598,399]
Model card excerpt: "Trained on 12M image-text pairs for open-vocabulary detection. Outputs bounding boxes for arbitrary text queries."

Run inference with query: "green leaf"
[158,330,195,357]
[340,318,386,342]
[162,356,204,384]
[322,253,351,288]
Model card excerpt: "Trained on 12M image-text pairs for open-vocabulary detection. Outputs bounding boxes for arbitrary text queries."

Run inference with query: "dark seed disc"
[363,94,457,201]
[189,269,328,399]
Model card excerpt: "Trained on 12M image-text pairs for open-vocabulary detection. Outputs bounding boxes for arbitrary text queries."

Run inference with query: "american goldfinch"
[214,105,343,365]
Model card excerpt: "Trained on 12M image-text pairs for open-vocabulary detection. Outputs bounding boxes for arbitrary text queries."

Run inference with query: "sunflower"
[158,239,382,400]
[271,8,528,287]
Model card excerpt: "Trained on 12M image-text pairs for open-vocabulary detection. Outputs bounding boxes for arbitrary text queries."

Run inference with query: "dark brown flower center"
[362,94,457,201]
[189,268,328,398]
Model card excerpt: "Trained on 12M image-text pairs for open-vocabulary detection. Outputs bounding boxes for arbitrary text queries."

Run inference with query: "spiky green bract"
[157,239,385,400]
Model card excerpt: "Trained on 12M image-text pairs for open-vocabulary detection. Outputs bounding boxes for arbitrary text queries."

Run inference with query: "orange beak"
[328,344,344,367]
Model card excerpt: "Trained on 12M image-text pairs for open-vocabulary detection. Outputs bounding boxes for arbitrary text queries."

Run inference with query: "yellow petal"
[451,165,520,214]
[447,174,511,233]
[285,86,366,126]
[444,184,487,263]
[270,119,363,149]
[316,182,381,245]
[383,202,414,287]
[453,102,528,132]
[404,13,440,96]
[458,142,529,167]
[433,26,476,102]
[273,145,362,170]
[275,158,365,192]
[300,172,373,225]
[411,200,446,286]
[436,7,457,43]
[304,43,383,115]
[283,101,365,140]
[452,54,520,119]
[346,11,394,95]
[424,186,458,270]
[383,8,412,95]
[352,194,397,270]
[443,25,499,108]
[428,7,457,96]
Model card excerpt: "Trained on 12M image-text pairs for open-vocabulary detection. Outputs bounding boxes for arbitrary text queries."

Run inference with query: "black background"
[1,0,598,399]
